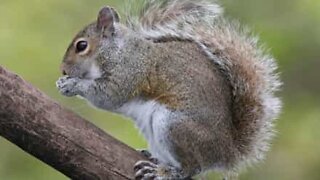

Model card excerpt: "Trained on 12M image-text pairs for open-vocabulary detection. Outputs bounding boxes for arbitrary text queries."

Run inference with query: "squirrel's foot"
[134,160,190,180]
[134,161,157,180]
[56,76,80,97]
[138,149,159,164]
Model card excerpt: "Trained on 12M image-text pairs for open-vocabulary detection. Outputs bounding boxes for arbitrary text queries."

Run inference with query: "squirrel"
[56,0,282,179]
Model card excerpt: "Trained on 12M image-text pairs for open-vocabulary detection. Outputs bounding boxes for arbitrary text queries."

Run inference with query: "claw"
[142,173,156,180]
[137,150,159,164]
[135,167,156,179]
[134,160,158,180]
[139,149,152,159]
[134,160,157,171]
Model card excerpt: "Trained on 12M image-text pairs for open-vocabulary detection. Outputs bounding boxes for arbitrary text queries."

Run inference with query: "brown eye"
[75,40,88,53]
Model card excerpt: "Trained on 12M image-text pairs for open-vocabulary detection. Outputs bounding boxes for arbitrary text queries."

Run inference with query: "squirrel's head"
[60,6,123,79]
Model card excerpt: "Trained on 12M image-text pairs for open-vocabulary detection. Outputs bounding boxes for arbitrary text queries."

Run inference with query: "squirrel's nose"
[60,64,68,75]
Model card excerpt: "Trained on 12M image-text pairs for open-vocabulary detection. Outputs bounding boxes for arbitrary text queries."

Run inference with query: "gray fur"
[57,0,282,179]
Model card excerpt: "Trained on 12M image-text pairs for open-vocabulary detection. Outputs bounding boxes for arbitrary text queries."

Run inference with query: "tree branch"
[0,66,145,179]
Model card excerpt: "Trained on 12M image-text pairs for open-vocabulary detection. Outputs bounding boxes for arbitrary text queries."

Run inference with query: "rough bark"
[0,66,145,180]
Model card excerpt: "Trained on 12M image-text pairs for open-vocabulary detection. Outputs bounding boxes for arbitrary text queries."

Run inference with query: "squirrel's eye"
[75,40,88,53]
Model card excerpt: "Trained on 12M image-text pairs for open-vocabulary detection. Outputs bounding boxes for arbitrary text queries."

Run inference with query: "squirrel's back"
[124,0,281,171]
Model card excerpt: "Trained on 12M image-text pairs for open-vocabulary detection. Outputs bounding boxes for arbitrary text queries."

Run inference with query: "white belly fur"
[117,99,180,167]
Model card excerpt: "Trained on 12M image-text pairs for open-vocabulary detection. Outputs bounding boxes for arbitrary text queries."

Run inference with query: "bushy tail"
[199,19,282,168]
[125,0,282,168]
[125,0,222,40]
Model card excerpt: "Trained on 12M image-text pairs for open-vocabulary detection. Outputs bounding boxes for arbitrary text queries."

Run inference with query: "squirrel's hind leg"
[134,160,192,180]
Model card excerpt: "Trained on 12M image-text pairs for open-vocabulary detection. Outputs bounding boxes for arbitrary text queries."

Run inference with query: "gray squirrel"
[56,0,282,179]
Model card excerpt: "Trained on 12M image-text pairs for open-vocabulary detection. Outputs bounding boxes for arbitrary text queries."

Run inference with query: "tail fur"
[125,0,222,40]
[124,0,282,170]
[200,19,282,169]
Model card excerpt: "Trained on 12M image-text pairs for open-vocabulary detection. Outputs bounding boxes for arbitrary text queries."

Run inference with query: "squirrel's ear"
[97,7,120,34]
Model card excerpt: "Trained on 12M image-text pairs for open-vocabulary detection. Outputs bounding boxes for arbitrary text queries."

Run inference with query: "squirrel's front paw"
[56,76,79,97]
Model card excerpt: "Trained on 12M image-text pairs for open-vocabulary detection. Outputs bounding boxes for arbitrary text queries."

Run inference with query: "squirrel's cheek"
[84,63,102,79]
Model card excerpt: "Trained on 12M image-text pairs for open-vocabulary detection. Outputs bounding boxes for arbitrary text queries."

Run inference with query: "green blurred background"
[0,0,319,179]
